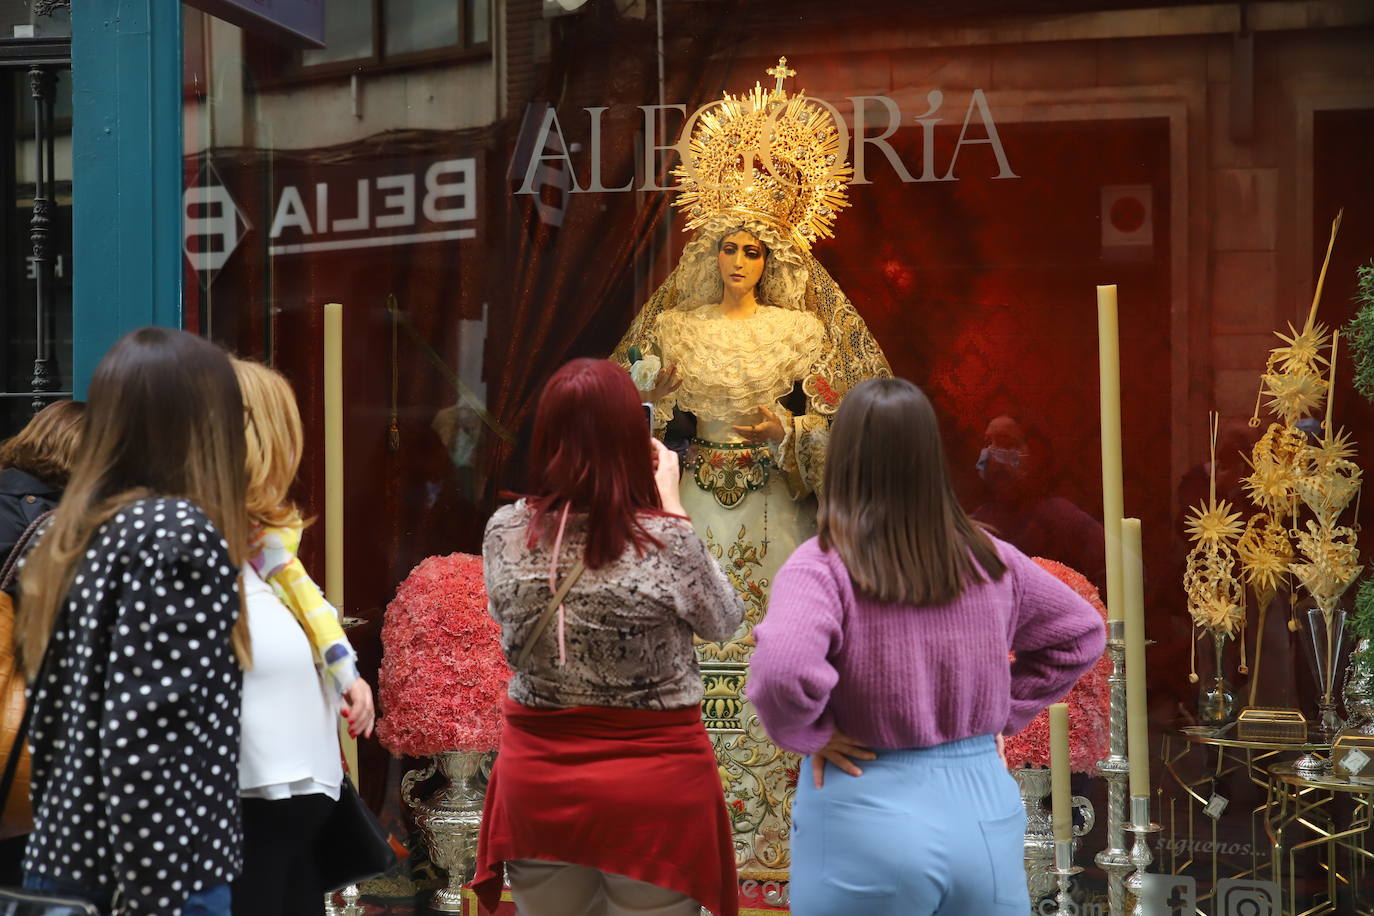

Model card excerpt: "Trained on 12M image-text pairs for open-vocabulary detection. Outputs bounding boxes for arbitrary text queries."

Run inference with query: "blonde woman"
[230,358,375,916]
[17,328,249,915]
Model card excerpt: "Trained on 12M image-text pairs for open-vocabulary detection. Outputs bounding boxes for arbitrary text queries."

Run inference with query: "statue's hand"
[646,363,681,403]
[733,405,784,445]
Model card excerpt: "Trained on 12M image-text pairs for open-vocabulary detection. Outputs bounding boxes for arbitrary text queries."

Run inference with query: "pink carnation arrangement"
[1002,558,1111,774]
[376,553,509,756]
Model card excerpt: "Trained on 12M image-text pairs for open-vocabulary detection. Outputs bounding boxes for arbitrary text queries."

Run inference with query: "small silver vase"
[1341,637,1374,734]
[401,749,496,913]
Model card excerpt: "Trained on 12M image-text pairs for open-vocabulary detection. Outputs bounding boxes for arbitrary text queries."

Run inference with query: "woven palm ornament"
[1184,414,1246,681]
[1235,213,1361,702]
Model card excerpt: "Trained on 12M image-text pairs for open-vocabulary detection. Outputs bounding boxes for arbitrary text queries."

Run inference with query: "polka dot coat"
[23,498,244,915]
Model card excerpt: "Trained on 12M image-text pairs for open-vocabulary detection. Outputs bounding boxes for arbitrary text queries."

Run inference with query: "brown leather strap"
[0,509,53,592]
[516,559,586,670]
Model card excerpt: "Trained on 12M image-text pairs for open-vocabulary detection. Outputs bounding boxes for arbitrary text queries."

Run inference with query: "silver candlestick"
[1049,839,1083,916]
[1095,622,1133,915]
[1123,795,1160,916]
[323,886,364,916]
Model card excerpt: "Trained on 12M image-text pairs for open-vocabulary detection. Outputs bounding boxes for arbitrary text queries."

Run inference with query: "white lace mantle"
[653,305,824,424]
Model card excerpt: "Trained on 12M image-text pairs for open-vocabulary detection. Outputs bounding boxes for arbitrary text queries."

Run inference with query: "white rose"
[629,355,662,393]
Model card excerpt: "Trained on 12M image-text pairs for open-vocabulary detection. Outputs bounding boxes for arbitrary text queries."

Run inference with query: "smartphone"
[642,402,654,431]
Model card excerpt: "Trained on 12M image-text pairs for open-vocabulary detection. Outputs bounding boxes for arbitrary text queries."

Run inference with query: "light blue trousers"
[791,735,1030,916]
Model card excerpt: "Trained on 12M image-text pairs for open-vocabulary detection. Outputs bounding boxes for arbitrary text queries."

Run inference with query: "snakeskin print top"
[483,500,744,710]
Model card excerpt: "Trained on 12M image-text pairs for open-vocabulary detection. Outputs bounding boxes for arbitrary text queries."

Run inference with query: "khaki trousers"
[506,859,702,916]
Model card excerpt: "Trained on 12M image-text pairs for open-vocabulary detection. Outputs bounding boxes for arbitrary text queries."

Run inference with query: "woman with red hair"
[474,358,743,916]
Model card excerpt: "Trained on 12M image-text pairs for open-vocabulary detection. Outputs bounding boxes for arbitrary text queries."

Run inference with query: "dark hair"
[18,327,251,676]
[0,400,86,487]
[819,378,1006,605]
[523,359,667,569]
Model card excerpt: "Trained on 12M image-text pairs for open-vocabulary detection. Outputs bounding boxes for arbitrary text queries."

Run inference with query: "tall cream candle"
[1122,517,1150,797]
[1049,702,1072,844]
[1098,285,1124,622]
[324,302,344,610]
[323,303,355,777]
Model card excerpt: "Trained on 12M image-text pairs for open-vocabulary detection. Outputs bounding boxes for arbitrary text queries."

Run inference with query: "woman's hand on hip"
[342,678,376,739]
[811,728,876,788]
[732,405,784,445]
[651,438,687,516]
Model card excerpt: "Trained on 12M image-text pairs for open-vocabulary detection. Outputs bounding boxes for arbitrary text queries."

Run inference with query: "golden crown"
[673,58,852,251]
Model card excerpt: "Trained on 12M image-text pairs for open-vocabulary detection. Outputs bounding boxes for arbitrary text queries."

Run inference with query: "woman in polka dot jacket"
[16,327,252,916]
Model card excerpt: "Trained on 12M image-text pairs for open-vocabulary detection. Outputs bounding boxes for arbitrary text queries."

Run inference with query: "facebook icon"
[1141,874,1196,916]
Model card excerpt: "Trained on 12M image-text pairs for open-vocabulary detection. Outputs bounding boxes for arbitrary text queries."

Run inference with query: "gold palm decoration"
[1184,414,1246,681]
[1243,424,1306,517]
[1236,513,1293,609]
[1291,330,1363,615]
[1235,211,1351,704]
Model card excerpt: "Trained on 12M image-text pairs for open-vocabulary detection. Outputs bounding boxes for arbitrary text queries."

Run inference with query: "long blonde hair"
[232,358,305,529]
[17,328,252,678]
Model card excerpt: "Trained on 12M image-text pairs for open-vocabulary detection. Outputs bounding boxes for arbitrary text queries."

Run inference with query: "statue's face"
[718,230,766,296]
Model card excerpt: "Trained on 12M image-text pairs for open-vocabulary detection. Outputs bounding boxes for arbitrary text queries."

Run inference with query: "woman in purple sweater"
[749,378,1106,916]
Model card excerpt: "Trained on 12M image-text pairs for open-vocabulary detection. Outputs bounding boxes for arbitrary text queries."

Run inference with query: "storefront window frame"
[268,0,493,84]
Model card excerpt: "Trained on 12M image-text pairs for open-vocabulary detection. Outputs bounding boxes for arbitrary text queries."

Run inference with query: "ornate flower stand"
[402,750,497,913]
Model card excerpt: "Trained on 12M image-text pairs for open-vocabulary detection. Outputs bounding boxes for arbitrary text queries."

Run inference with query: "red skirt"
[474,698,738,916]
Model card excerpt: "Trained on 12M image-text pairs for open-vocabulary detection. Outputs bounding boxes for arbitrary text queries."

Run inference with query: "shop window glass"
[180,4,1374,912]
[470,0,490,46]
[301,0,488,71]
[384,0,461,57]
[301,0,376,67]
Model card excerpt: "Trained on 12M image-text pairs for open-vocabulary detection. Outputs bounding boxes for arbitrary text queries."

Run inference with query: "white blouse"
[238,565,344,800]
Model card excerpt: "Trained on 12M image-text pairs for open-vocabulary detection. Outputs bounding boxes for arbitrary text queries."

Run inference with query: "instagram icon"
[1217,878,1280,916]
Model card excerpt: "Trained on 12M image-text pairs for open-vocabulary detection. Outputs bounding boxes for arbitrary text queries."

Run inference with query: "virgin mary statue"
[612,61,890,880]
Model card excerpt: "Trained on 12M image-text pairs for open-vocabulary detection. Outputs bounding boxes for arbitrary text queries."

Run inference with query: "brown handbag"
[0,510,53,835]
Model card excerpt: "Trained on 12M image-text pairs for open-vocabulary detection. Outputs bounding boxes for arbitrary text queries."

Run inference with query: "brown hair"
[232,358,305,529]
[818,378,1006,605]
[17,327,251,677]
[0,400,86,488]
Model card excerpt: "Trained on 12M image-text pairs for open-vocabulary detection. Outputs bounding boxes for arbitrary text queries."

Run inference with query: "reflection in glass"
[0,0,70,39]
[302,0,375,67]
[471,0,490,46]
[385,0,461,57]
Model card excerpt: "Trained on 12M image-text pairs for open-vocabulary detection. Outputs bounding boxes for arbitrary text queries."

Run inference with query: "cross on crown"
[766,57,796,95]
